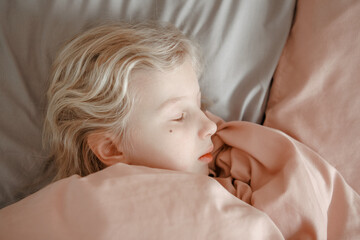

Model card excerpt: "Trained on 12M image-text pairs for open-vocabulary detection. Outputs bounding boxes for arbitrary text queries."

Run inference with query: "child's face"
[123,59,217,175]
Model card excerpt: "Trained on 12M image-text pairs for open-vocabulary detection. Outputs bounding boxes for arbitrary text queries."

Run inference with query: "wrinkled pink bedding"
[0,113,359,239]
[208,112,360,239]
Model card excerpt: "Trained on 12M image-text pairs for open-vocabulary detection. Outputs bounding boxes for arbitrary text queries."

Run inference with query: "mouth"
[198,145,214,163]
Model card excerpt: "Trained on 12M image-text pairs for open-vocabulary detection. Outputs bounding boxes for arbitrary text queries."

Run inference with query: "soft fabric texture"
[208,112,360,239]
[0,165,284,240]
[0,0,295,208]
[263,0,360,193]
[1,113,359,239]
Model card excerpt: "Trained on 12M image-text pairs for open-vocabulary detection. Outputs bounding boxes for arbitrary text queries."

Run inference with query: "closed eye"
[173,113,185,121]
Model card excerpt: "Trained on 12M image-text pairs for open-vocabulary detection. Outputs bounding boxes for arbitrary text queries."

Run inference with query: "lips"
[198,145,214,163]
[198,152,213,163]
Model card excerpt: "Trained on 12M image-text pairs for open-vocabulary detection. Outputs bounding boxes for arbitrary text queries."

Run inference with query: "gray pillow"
[0,0,295,207]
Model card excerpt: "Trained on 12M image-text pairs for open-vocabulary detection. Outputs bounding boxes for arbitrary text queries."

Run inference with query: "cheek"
[164,127,195,150]
[120,121,154,159]
[126,121,195,159]
[119,130,137,159]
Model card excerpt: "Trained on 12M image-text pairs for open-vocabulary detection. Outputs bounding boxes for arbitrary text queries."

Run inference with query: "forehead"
[129,60,199,109]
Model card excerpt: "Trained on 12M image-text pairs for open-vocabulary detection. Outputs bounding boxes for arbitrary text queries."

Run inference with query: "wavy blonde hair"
[43,22,202,181]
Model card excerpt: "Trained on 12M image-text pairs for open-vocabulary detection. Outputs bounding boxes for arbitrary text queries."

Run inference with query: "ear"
[87,132,128,166]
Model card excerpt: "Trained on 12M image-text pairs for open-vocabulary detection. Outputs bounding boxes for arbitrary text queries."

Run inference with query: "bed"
[0,0,359,239]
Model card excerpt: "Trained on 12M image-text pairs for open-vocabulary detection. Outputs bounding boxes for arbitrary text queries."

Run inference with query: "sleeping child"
[43,22,217,180]
[39,21,360,239]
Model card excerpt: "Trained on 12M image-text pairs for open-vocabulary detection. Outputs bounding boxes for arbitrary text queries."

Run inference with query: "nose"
[198,113,217,139]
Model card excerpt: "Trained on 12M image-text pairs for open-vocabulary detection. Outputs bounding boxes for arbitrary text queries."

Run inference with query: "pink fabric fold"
[208,112,360,239]
[0,163,283,239]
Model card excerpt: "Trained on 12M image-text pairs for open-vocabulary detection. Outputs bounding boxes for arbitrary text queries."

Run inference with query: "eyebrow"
[158,91,201,112]
[157,96,186,112]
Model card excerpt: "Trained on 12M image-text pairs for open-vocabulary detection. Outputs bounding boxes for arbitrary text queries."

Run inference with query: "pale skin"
[88,59,217,175]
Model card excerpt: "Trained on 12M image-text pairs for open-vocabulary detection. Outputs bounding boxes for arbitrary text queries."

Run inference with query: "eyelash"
[172,105,203,122]
[174,113,185,121]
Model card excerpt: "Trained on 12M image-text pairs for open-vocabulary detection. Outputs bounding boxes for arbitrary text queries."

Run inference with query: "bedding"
[1,112,359,239]
[264,0,360,193]
[0,0,295,208]
[2,0,360,238]
[208,112,360,239]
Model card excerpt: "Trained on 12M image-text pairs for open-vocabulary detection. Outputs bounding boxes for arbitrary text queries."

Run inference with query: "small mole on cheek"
[169,129,173,133]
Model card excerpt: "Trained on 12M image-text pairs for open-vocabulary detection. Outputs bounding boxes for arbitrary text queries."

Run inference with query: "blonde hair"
[43,22,202,181]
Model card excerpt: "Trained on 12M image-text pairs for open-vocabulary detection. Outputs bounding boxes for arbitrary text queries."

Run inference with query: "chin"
[197,165,210,175]
[182,163,209,175]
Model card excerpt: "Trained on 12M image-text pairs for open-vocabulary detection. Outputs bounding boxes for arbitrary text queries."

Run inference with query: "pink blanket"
[0,113,359,239]
[208,112,360,239]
